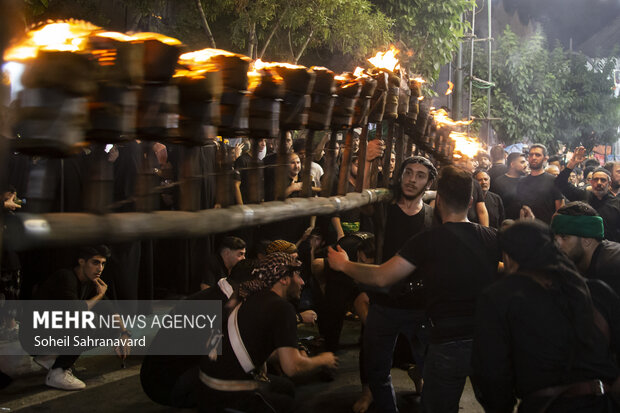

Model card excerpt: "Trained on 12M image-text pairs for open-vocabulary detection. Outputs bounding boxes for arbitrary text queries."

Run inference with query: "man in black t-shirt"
[552,202,620,295]
[455,157,489,227]
[199,253,338,413]
[474,170,505,229]
[491,152,527,219]
[357,156,436,413]
[29,245,130,391]
[141,260,255,408]
[516,144,564,224]
[328,166,500,413]
[487,145,508,181]
[200,236,246,290]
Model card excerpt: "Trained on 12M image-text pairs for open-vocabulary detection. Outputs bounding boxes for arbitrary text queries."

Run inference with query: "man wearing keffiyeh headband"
[238,252,302,300]
[551,201,620,295]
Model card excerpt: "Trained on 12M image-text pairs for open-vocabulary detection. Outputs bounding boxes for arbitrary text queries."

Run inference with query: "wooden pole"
[337,129,354,195]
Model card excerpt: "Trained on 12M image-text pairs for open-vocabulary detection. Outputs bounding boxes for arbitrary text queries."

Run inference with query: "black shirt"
[472,276,620,412]
[200,289,297,380]
[483,191,505,229]
[398,222,500,341]
[467,179,486,223]
[140,286,229,406]
[368,203,430,309]
[587,240,620,295]
[201,253,228,287]
[516,172,563,224]
[487,163,508,182]
[491,174,522,220]
[555,167,620,242]
[234,152,264,204]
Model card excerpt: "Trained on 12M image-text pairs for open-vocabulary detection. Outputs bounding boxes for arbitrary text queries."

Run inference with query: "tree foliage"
[475,26,620,150]
[371,0,475,80]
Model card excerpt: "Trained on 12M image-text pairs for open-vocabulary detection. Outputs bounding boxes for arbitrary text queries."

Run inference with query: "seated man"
[29,245,130,390]
[199,253,338,413]
[141,259,256,408]
[200,236,246,290]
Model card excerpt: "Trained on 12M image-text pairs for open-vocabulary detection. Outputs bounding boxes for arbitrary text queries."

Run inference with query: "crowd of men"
[3,133,620,413]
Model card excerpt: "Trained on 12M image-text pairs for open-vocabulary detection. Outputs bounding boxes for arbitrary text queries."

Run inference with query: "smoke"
[500,0,620,49]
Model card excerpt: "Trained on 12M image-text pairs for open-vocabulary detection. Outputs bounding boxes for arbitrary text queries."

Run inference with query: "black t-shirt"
[516,172,563,224]
[491,174,522,220]
[201,253,228,287]
[467,179,485,223]
[234,152,264,204]
[398,222,500,341]
[484,191,505,229]
[200,289,297,380]
[588,240,620,295]
[472,276,620,412]
[141,286,228,405]
[487,164,508,182]
[368,203,430,309]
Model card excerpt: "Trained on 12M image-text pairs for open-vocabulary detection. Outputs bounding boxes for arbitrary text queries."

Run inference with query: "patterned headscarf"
[266,239,298,255]
[238,252,302,299]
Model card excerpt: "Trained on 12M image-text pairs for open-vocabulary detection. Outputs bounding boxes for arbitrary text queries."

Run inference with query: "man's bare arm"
[327,246,416,288]
[277,347,338,377]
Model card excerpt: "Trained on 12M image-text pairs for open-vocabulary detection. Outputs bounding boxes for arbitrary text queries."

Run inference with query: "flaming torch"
[366,45,401,188]
[178,48,252,208]
[253,61,316,201]
[351,69,377,193]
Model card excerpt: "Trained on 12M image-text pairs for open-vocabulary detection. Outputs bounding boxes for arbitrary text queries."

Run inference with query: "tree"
[371,0,475,81]
[472,26,620,150]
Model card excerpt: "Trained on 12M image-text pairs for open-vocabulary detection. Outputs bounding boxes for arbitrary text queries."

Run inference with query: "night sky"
[500,0,620,47]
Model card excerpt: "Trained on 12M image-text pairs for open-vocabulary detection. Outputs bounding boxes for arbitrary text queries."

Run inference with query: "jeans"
[422,339,473,413]
[364,304,428,413]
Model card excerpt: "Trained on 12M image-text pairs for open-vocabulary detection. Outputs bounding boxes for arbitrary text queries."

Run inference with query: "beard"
[401,185,426,201]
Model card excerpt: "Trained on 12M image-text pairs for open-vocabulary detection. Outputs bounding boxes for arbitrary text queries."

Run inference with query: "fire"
[173,66,218,80]
[431,108,472,128]
[367,45,400,72]
[253,58,306,71]
[179,48,250,67]
[445,81,454,95]
[412,77,426,84]
[4,20,101,61]
[418,96,424,101]
[96,31,181,46]
[246,59,284,91]
[450,131,483,159]
[353,67,365,77]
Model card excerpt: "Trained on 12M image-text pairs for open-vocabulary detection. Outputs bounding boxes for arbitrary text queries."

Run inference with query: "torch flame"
[431,108,473,127]
[367,45,400,72]
[445,81,454,95]
[412,77,426,84]
[450,131,483,160]
[4,20,101,61]
[179,48,251,67]
[252,59,306,71]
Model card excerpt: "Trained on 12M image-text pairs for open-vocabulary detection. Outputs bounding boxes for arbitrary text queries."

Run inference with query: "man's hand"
[366,139,385,162]
[519,205,535,220]
[4,192,21,211]
[567,146,586,169]
[94,278,108,297]
[327,245,349,272]
[300,310,318,325]
[317,352,339,369]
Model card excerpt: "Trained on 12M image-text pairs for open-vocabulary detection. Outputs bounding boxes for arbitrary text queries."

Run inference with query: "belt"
[529,379,609,399]
[199,371,260,392]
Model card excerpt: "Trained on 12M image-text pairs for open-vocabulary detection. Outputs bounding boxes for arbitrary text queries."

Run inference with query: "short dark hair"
[507,152,525,168]
[529,144,548,157]
[489,145,505,162]
[557,201,599,217]
[392,156,437,201]
[437,165,473,212]
[78,245,111,261]
[584,159,600,168]
[473,169,489,180]
[292,138,306,154]
[337,232,375,261]
[219,236,246,252]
